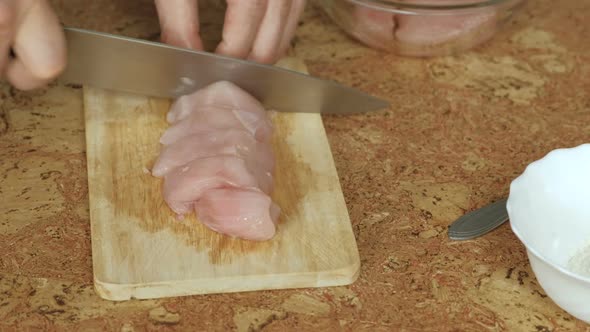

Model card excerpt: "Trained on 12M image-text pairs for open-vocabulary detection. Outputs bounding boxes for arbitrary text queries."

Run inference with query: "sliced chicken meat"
[162,155,272,216]
[152,128,275,177]
[194,188,280,241]
[153,81,280,241]
[159,106,273,145]
[166,81,267,124]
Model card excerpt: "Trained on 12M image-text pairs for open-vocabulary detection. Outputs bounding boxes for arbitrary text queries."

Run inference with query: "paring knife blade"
[58,27,390,114]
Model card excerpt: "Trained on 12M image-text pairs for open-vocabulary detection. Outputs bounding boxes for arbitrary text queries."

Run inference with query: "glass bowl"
[315,0,527,57]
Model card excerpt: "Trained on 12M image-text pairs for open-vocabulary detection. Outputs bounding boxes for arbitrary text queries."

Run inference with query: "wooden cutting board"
[84,57,360,301]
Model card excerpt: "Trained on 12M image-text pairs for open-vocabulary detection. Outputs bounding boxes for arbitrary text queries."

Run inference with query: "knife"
[447,198,509,241]
[58,27,389,114]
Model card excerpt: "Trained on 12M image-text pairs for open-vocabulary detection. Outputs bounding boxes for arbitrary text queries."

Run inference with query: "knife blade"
[58,27,390,114]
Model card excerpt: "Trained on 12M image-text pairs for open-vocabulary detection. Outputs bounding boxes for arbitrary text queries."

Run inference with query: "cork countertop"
[1,0,590,330]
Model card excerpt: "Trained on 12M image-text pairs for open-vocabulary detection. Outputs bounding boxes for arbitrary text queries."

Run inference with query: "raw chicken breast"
[194,188,280,241]
[396,13,496,47]
[159,106,273,145]
[350,6,396,50]
[152,128,275,177]
[335,0,496,56]
[166,81,267,124]
[395,0,497,56]
[162,155,272,216]
[153,80,280,241]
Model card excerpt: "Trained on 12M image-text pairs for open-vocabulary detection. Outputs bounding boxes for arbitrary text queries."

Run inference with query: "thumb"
[155,0,203,50]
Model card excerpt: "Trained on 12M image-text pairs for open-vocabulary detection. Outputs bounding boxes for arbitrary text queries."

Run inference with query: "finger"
[0,1,14,77]
[6,0,66,90]
[215,0,268,59]
[248,0,291,64]
[155,0,203,49]
[5,60,54,90]
[277,0,306,57]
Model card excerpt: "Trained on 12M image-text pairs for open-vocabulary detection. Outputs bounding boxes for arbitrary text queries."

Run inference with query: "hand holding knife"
[1,0,388,115]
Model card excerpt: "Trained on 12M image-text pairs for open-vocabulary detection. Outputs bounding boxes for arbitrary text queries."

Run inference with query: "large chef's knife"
[58,27,389,114]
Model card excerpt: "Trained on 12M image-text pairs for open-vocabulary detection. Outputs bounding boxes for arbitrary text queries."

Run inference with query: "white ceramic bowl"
[508,143,590,323]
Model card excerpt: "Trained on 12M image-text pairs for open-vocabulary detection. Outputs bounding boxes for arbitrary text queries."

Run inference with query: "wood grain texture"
[84,57,360,301]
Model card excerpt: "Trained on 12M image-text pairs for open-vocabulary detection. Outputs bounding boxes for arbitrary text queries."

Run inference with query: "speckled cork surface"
[1,0,590,330]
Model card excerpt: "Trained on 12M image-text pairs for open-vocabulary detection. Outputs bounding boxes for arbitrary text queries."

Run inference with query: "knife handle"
[448,198,509,241]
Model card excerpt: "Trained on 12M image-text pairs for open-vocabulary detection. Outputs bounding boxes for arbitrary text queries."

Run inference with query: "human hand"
[0,0,67,90]
[155,0,306,64]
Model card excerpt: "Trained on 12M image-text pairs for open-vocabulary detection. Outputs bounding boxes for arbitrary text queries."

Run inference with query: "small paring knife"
[58,27,390,115]
[448,198,509,241]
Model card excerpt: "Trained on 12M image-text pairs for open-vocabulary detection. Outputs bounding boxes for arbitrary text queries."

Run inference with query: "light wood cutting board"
[84,57,360,301]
